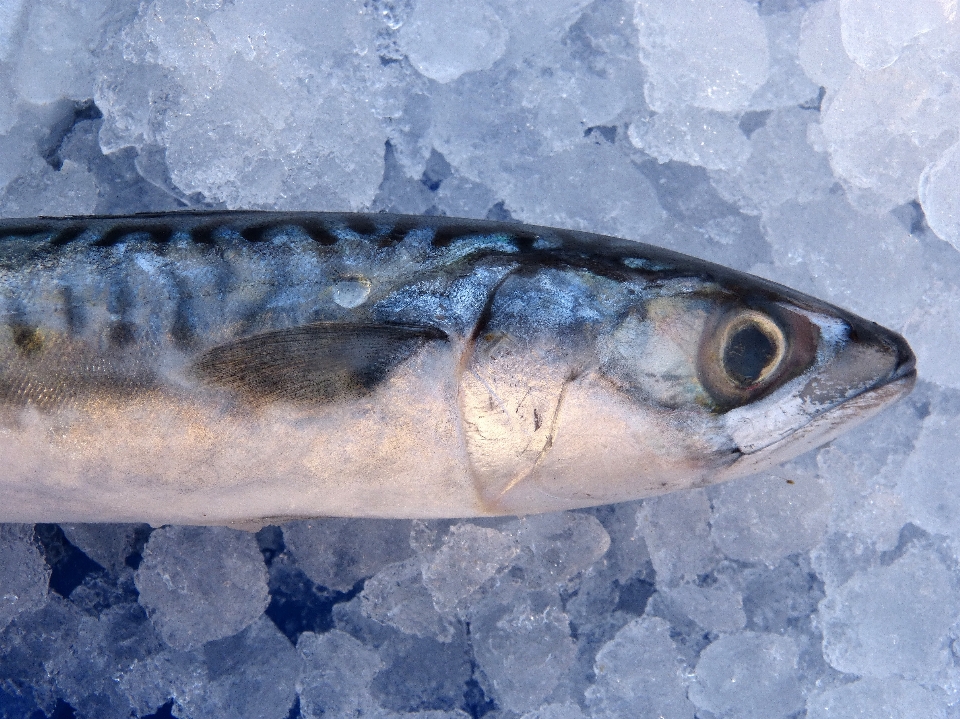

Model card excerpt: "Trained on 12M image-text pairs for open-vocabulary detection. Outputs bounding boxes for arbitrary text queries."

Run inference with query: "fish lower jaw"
[717,371,917,481]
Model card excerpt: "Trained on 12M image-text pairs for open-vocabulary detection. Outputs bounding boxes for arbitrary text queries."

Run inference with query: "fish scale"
[0,212,915,525]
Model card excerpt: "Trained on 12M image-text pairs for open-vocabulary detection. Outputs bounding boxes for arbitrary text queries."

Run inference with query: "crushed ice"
[2,0,960,717]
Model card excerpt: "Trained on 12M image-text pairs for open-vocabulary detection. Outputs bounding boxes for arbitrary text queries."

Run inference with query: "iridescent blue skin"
[0,212,915,524]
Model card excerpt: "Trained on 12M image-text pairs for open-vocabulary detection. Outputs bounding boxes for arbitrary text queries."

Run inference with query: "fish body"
[0,212,915,525]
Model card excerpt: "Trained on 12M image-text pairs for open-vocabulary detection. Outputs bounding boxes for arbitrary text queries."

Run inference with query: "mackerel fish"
[0,212,915,525]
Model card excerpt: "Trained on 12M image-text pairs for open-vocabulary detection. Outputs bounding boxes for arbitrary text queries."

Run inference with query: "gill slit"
[454,263,521,513]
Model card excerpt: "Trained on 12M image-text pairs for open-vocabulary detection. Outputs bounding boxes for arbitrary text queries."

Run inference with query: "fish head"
[593,270,917,489]
[477,258,915,514]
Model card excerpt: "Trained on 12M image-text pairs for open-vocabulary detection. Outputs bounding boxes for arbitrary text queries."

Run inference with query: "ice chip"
[903,282,960,389]
[689,632,804,719]
[505,512,610,587]
[519,703,586,719]
[818,37,960,212]
[798,0,855,93]
[493,140,667,239]
[399,0,508,83]
[807,677,948,719]
[0,0,25,63]
[920,140,960,251]
[96,0,388,210]
[897,410,960,538]
[283,519,414,592]
[629,108,751,172]
[12,0,113,104]
[818,547,959,680]
[761,194,926,329]
[709,107,835,216]
[749,9,821,111]
[135,526,269,650]
[633,0,770,113]
[59,523,151,575]
[169,617,299,719]
[838,0,957,71]
[636,490,720,587]
[360,558,455,641]
[470,597,576,713]
[298,630,383,719]
[0,525,50,631]
[0,158,99,218]
[587,616,694,719]
[421,523,519,612]
[709,462,831,564]
[663,579,746,632]
[48,604,164,719]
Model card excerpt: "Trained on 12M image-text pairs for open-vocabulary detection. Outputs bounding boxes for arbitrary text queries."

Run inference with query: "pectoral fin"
[195,322,448,404]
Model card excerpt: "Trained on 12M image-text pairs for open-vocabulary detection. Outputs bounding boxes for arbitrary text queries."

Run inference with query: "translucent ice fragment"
[587,617,694,719]
[709,107,835,216]
[505,512,610,587]
[283,519,414,592]
[421,524,519,612]
[818,547,959,680]
[298,630,383,719]
[49,604,164,719]
[689,632,804,719]
[897,410,960,538]
[663,579,746,632]
[636,490,720,587]
[749,9,821,111]
[59,523,150,574]
[180,617,299,719]
[818,36,960,212]
[399,0,508,83]
[520,703,586,719]
[0,525,50,631]
[0,159,99,218]
[815,389,922,551]
[633,0,770,113]
[903,280,960,389]
[0,0,25,63]
[97,0,388,210]
[135,526,269,650]
[838,0,957,71]
[360,558,455,641]
[492,140,667,240]
[798,0,855,90]
[920,140,960,250]
[709,463,830,565]
[761,194,925,329]
[470,598,576,713]
[629,108,751,172]
[13,0,112,104]
[807,677,948,719]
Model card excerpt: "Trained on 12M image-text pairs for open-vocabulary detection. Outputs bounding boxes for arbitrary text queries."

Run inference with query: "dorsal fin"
[194,323,448,404]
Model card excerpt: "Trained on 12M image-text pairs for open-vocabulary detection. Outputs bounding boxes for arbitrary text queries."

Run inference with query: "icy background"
[1,0,960,717]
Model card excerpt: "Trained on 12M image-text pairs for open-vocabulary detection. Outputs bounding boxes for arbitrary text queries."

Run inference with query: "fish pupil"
[723,324,776,386]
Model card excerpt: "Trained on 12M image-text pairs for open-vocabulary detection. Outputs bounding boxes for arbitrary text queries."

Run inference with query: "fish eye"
[698,305,817,410]
[720,311,785,388]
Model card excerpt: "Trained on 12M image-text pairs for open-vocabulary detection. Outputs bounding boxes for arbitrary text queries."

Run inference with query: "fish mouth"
[882,321,917,383]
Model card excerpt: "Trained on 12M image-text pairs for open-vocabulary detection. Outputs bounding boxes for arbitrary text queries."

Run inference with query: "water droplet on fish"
[332,278,371,308]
